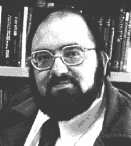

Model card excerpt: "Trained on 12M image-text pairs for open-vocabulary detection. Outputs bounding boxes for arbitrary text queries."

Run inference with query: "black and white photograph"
[0,0,131,146]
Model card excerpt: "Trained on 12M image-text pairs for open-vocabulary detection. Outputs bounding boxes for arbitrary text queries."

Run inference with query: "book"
[26,7,33,38]
[111,7,126,71]
[107,18,115,62]
[102,16,111,53]
[21,6,29,68]
[25,7,33,67]
[0,4,2,65]
[0,89,2,111]
[119,11,130,71]
[1,5,14,66]
[124,10,131,72]
[11,6,24,66]
[1,2,24,66]
[126,45,131,72]
[95,15,103,32]
[16,7,25,67]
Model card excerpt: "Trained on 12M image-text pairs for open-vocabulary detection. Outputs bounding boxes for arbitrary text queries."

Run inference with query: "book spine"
[0,89,2,111]
[21,6,29,68]
[111,7,126,71]
[11,8,22,66]
[16,8,24,67]
[0,5,3,65]
[26,7,33,38]
[4,7,14,66]
[95,16,103,32]
[124,10,131,72]
[25,7,33,65]
[102,16,111,53]
[12,7,24,67]
[1,4,8,66]
[119,11,130,71]
[107,19,115,67]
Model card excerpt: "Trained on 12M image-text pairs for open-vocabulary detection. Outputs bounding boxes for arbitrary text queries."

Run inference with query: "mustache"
[47,74,79,88]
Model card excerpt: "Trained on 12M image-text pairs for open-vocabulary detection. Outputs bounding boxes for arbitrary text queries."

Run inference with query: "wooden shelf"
[0,66,29,77]
[109,72,131,83]
[0,67,131,83]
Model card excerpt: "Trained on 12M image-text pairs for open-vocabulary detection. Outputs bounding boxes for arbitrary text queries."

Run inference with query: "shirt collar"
[24,110,49,146]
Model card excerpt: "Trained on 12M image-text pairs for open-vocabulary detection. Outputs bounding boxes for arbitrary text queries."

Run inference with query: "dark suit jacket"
[0,79,131,146]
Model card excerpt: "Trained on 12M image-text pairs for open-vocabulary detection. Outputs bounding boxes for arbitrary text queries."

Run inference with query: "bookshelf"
[0,66,29,77]
[0,66,131,83]
[109,72,131,82]
[0,0,131,111]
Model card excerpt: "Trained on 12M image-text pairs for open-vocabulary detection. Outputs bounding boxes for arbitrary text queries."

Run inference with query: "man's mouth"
[52,80,73,89]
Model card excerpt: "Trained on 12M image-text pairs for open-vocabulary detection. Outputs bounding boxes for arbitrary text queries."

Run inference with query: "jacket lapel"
[95,79,131,146]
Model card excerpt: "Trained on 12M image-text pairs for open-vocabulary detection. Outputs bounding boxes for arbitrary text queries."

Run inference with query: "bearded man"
[0,7,131,146]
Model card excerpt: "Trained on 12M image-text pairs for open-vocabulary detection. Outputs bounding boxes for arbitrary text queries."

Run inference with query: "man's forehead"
[39,11,92,35]
[32,11,95,50]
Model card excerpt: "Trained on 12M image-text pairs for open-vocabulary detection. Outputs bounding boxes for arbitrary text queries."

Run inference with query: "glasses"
[30,45,95,71]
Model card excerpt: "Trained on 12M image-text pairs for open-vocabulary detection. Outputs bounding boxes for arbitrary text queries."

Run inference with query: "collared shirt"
[24,84,106,146]
[24,110,105,146]
[24,96,105,146]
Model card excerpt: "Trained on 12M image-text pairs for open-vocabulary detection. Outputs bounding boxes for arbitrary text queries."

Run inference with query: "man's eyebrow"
[35,47,48,50]
[32,47,50,52]
[59,43,83,50]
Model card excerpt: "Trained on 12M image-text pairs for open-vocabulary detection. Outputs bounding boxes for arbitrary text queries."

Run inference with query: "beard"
[30,55,104,121]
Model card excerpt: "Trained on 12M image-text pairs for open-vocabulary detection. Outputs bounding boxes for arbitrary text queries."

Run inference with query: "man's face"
[31,13,104,120]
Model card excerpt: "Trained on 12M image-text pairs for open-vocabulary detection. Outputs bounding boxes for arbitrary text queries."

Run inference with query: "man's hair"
[27,7,105,53]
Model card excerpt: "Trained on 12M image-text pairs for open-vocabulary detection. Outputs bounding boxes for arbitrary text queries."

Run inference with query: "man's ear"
[100,51,109,75]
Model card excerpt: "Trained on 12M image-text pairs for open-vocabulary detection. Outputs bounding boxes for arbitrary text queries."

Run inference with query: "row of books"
[1,1,131,73]
[0,0,63,68]
[0,0,79,68]
[93,7,131,72]
[0,1,33,67]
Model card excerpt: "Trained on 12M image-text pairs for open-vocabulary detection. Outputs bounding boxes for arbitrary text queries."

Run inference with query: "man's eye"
[36,53,51,62]
[68,51,79,56]
[64,50,81,59]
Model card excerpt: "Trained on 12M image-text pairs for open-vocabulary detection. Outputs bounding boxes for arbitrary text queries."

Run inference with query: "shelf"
[109,72,131,83]
[0,66,29,77]
[0,67,131,82]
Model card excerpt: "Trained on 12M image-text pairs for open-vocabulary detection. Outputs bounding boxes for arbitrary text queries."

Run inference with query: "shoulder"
[0,85,37,131]
[105,78,131,106]
[0,85,37,146]
[102,79,131,138]
[98,79,131,146]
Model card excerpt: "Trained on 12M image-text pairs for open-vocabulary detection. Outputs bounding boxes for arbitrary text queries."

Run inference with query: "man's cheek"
[36,78,49,96]
[35,71,51,95]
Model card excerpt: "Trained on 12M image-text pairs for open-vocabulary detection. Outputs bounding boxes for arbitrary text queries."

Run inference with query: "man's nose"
[50,57,68,76]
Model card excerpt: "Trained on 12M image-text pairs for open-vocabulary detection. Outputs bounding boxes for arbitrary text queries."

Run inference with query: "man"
[0,7,131,146]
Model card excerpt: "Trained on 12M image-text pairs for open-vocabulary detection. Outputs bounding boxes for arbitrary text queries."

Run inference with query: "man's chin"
[39,86,99,121]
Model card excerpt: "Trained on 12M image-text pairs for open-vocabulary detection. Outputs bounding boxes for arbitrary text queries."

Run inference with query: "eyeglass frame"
[29,44,96,71]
